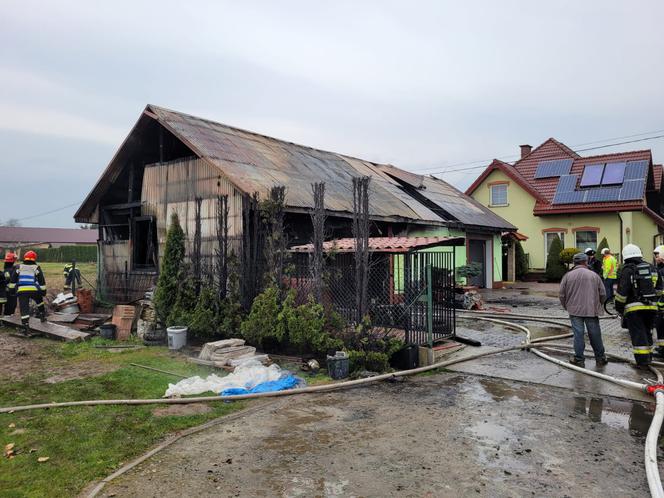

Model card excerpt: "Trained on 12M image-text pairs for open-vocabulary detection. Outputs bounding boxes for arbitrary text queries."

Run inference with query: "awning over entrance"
[289,236,465,254]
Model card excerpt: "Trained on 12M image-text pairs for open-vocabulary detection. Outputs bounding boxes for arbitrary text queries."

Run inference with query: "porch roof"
[289,236,464,254]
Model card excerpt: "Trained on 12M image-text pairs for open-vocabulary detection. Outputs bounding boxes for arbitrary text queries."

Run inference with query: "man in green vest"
[601,247,618,300]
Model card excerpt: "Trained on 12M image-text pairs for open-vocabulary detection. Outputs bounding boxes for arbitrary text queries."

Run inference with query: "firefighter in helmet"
[653,245,664,358]
[1,252,18,316]
[615,244,663,369]
[10,250,47,333]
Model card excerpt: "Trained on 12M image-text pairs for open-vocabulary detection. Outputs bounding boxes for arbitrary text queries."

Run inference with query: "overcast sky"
[2,1,664,227]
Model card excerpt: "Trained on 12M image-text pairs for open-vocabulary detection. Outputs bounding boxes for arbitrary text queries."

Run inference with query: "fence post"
[426,263,433,350]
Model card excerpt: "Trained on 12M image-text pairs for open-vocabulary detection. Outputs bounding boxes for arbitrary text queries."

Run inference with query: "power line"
[425,133,664,177]
[411,128,664,175]
[13,202,82,223]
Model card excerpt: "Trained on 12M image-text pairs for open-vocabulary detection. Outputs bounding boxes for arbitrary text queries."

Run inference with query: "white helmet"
[622,243,642,260]
[654,245,664,255]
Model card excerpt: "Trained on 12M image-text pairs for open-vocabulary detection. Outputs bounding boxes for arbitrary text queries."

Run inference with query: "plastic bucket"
[326,351,349,380]
[167,326,188,350]
[390,344,418,370]
[99,323,116,340]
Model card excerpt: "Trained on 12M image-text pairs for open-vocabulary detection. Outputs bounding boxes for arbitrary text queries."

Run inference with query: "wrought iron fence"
[289,250,455,345]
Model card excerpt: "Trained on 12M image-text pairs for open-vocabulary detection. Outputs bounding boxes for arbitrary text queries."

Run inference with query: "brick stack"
[112,305,136,340]
[76,289,94,314]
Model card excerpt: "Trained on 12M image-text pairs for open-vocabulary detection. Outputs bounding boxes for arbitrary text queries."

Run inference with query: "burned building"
[75,105,515,303]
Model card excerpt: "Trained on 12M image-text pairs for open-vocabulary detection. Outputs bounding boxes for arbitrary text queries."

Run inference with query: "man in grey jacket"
[559,252,608,367]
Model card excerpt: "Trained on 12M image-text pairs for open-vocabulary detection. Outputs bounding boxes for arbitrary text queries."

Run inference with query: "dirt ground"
[103,373,656,498]
[0,330,117,382]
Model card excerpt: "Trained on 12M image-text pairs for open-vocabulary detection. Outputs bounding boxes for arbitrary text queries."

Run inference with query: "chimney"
[520,144,532,159]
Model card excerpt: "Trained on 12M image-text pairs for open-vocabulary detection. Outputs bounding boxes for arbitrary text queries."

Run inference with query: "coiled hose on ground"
[1,311,662,496]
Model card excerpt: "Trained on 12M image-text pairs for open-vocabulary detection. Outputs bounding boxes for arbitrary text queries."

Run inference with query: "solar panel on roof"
[580,164,604,187]
[586,187,621,203]
[619,179,646,201]
[534,159,573,179]
[624,160,648,181]
[553,190,586,204]
[601,162,626,185]
[556,174,578,193]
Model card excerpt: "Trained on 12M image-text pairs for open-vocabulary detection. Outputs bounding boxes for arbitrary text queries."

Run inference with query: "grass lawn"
[0,333,247,497]
[38,262,97,292]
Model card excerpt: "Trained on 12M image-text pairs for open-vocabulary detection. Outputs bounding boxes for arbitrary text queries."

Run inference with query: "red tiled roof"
[652,164,662,192]
[0,227,97,245]
[465,159,546,202]
[289,236,464,254]
[469,138,657,217]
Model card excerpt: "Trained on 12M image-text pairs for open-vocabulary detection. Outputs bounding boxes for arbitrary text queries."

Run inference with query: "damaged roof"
[76,105,515,231]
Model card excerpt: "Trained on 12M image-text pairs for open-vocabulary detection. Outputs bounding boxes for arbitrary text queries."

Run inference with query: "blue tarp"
[220,374,303,397]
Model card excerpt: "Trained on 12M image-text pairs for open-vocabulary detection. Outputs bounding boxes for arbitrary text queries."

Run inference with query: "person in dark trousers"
[63,260,81,292]
[584,248,603,278]
[615,244,663,369]
[653,245,664,359]
[1,252,18,316]
[10,251,47,334]
[559,252,608,367]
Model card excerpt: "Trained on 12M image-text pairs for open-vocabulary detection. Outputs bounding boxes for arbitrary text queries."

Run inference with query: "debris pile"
[195,338,269,368]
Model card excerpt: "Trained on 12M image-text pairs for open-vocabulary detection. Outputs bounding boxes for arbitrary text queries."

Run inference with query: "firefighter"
[10,250,47,333]
[1,252,18,316]
[63,260,81,292]
[584,248,603,277]
[614,244,663,369]
[653,245,664,358]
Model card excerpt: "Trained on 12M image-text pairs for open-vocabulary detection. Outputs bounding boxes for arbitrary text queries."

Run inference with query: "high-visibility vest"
[16,264,41,293]
[603,255,617,279]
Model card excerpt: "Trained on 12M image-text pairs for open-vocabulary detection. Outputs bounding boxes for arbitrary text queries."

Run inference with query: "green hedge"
[23,245,97,263]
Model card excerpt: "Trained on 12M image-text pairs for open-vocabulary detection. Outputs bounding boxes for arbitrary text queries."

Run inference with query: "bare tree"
[352,176,370,323]
[192,197,203,296]
[241,192,261,309]
[263,186,287,290]
[215,194,230,300]
[310,182,326,302]
[1,219,21,227]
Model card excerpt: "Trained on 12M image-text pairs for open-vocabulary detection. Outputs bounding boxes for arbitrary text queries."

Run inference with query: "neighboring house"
[0,227,97,253]
[74,105,515,302]
[466,138,664,274]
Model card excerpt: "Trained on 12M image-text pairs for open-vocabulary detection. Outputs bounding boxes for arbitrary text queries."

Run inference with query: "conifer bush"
[154,213,185,324]
[545,235,566,281]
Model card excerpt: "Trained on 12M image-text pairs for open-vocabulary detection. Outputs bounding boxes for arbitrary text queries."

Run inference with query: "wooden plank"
[47,313,79,324]
[1,316,90,342]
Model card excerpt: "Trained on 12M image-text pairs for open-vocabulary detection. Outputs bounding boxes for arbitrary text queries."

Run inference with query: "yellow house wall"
[470,169,661,270]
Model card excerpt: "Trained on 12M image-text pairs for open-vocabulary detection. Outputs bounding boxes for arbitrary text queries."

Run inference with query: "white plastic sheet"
[164,359,284,397]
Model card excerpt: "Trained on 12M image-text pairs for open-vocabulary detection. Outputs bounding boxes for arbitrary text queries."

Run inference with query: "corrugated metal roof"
[290,236,464,253]
[0,227,97,244]
[148,105,513,230]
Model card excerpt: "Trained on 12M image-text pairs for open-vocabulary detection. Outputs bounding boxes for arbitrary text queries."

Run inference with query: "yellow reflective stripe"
[8,283,15,288]
[0,298,6,303]
[656,341,664,346]
[20,315,30,320]
[17,286,39,293]
[625,306,657,314]
[615,294,627,303]
[633,348,652,354]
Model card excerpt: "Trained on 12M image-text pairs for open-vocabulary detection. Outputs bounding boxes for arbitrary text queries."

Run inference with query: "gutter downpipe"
[618,212,624,259]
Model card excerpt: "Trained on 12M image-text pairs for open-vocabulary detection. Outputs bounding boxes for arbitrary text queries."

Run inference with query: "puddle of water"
[528,324,566,340]
[473,377,540,403]
[563,395,654,437]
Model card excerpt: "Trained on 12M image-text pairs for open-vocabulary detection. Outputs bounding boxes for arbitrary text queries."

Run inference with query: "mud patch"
[152,404,213,417]
[43,361,119,384]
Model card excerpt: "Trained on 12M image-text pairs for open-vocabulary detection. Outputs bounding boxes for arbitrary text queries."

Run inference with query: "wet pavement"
[102,373,659,497]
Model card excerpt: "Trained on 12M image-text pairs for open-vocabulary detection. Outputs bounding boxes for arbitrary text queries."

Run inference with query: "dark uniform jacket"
[588,257,603,278]
[615,258,663,314]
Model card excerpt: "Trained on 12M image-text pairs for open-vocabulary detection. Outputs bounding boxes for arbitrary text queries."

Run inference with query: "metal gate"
[403,251,456,346]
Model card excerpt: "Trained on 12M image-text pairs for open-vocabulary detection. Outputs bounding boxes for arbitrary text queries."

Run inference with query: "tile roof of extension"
[0,227,97,244]
[652,164,662,192]
[290,236,464,253]
[76,105,516,231]
[466,138,659,221]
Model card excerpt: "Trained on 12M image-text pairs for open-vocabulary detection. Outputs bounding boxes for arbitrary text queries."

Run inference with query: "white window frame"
[544,231,565,263]
[490,183,508,206]
[575,230,598,252]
